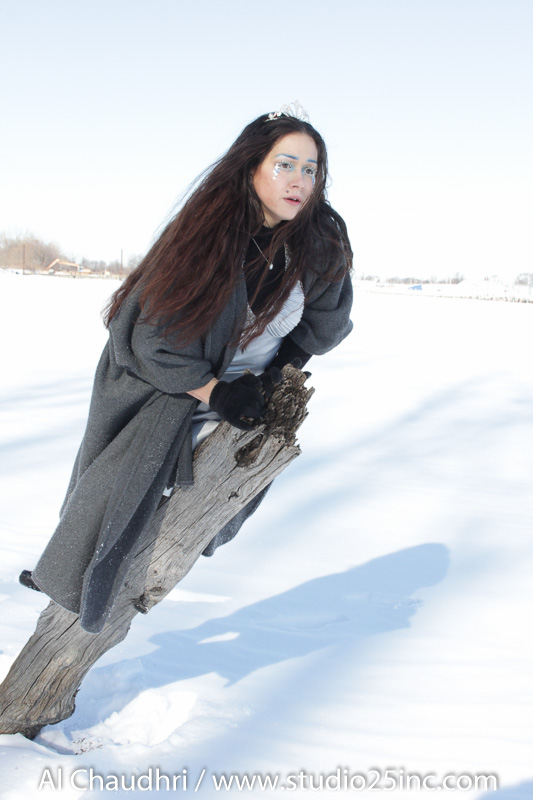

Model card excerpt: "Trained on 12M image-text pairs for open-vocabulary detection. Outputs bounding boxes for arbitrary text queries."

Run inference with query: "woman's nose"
[290,170,304,187]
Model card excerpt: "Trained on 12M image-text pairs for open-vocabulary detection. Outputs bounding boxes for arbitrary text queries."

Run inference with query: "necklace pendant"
[252,236,275,272]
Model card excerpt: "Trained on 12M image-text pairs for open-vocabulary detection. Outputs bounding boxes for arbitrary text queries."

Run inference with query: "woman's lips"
[283,197,301,206]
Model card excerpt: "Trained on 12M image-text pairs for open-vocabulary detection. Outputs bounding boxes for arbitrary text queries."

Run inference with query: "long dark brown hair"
[104,112,352,345]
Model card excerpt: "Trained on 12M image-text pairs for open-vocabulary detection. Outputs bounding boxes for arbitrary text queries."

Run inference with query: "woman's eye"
[303,166,317,177]
[276,161,294,171]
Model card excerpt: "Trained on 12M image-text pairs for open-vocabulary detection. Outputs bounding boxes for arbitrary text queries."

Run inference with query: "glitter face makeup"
[253,132,318,228]
[272,158,317,187]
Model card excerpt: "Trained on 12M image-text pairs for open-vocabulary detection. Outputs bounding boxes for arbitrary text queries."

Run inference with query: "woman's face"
[252,132,318,227]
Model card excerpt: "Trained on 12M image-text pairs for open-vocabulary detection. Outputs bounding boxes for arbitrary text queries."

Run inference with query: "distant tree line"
[0,232,141,275]
[0,233,62,271]
[361,273,465,285]
[515,273,533,287]
[362,272,533,286]
[78,254,142,275]
[2,231,531,286]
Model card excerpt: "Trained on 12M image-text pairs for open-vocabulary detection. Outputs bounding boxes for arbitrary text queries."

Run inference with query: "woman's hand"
[187,368,283,430]
[257,365,283,400]
[207,374,267,431]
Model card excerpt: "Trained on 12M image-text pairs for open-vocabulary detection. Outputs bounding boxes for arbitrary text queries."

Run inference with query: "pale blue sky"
[1,0,531,279]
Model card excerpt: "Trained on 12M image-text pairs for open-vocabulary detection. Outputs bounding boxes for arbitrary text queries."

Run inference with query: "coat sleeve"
[289,269,353,356]
[130,325,215,394]
[108,294,216,395]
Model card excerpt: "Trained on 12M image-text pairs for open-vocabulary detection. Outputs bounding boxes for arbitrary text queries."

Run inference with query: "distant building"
[45,258,88,275]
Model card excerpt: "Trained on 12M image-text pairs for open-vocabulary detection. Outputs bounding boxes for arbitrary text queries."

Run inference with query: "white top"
[191,280,305,448]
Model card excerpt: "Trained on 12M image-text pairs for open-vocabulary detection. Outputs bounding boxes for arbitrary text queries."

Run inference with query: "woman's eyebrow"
[276,153,318,163]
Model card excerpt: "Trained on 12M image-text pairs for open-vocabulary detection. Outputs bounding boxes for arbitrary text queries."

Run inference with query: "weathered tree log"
[0,366,313,738]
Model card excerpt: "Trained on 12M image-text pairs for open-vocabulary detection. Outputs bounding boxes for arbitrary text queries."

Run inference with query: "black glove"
[267,357,312,381]
[258,365,283,400]
[269,338,312,371]
[209,374,266,431]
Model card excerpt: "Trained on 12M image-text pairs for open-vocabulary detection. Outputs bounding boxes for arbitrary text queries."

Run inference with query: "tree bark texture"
[0,366,313,738]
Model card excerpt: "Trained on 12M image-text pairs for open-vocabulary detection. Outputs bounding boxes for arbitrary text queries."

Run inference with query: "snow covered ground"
[0,272,532,799]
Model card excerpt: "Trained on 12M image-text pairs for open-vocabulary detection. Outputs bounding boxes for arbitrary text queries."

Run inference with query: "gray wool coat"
[33,258,353,632]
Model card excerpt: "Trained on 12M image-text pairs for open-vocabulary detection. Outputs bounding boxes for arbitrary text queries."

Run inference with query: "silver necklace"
[252,237,274,270]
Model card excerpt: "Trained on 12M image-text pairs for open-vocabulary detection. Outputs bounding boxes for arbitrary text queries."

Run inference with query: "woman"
[21,104,353,633]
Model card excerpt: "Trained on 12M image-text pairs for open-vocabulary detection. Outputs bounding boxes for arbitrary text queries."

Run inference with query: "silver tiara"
[267,100,310,123]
